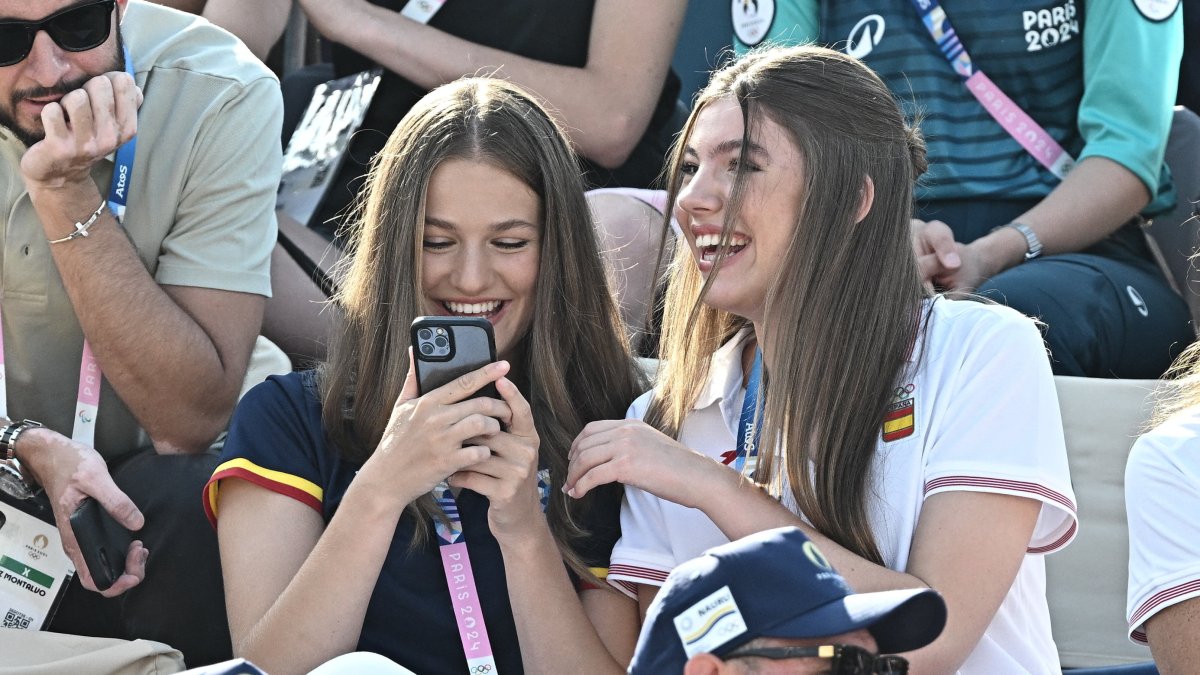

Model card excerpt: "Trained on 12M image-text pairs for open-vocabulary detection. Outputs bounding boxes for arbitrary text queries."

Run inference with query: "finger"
[83,75,119,150]
[495,377,534,438]
[55,520,96,591]
[448,413,503,443]
[922,220,961,269]
[429,360,511,405]
[91,480,145,532]
[59,88,94,146]
[568,420,629,460]
[107,73,139,143]
[565,443,615,493]
[99,541,147,598]
[447,470,503,499]
[451,395,512,427]
[398,348,420,403]
[916,252,943,284]
[564,458,620,500]
[40,102,69,141]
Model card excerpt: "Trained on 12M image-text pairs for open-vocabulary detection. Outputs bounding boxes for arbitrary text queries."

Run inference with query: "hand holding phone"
[69,497,134,592]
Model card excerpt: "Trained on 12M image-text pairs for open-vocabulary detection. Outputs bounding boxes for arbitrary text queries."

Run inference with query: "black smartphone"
[411,317,499,399]
[69,497,133,592]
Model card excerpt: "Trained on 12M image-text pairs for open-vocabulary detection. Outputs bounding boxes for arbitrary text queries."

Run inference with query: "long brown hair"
[647,45,930,564]
[319,78,645,576]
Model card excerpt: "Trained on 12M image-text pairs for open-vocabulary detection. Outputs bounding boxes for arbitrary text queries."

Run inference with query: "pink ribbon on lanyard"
[910,0,1075,179]
[434,483,499,675]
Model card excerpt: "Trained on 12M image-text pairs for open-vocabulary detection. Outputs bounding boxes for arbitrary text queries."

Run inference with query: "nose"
[449,245,494,295]
[677,164,725,222]
[22,30,72,87]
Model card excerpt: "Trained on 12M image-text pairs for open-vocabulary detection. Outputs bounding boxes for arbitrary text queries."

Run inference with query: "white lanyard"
[0,49,137,446]
[400,0,448,24]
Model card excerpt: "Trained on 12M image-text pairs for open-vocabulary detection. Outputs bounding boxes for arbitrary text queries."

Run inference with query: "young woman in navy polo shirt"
[206,78,646,674]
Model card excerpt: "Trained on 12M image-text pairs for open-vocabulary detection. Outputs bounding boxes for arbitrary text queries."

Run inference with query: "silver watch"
[1004,222,1043,261]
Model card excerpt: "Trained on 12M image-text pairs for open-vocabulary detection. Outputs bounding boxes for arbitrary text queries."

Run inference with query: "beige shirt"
[0,1,281,458]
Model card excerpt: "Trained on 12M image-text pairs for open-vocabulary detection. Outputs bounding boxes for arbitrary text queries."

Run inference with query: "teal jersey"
[734,0,1182,213]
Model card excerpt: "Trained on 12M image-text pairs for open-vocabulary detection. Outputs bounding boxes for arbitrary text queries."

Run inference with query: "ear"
[684,653,727,675]
[855,175,875,224]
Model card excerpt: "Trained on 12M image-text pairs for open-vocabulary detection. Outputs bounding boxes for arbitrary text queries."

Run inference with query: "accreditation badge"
[0,490,74,630]
[732,0,775,48]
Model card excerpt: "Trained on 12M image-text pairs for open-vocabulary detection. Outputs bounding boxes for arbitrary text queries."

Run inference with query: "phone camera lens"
[418,328,433,341]
[434,336,448,348]
[419,342,434,355]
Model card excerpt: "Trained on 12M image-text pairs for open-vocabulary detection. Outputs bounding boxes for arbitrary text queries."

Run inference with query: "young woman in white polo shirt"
[566,45,1077,674]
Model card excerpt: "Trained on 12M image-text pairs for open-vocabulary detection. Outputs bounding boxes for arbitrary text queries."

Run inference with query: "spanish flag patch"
[882,397,915,442]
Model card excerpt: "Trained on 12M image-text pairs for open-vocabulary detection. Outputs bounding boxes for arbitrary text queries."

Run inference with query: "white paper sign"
[0,499,74,630]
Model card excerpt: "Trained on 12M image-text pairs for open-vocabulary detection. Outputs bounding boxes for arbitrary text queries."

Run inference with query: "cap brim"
[744,587,947,656]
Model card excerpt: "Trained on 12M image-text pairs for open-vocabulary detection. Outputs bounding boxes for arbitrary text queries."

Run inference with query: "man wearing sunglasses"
[629,527,948,674]
[0,0,280,666]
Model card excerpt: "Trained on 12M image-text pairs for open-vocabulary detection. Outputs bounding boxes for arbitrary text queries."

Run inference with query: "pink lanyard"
[431,469,551,674]
[909,0,1076,179]
[433,483,500,675]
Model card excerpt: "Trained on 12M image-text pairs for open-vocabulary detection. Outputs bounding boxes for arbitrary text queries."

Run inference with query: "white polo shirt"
[1125,408,1200,644]
[610,297,1077,673]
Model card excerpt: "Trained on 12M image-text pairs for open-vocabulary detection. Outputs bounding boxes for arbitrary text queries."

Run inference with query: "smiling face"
[421,158,541,362]
[677,97,807,324]
[0,0,124,147]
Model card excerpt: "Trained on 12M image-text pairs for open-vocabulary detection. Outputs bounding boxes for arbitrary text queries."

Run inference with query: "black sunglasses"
[724,643,909,675]
[0,0,116,68]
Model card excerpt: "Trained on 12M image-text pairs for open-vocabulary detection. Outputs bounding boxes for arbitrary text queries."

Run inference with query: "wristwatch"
[1001,222,1044,261]
[1,419,43,462]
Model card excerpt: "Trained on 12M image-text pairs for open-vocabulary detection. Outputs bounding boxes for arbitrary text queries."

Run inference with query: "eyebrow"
[424,217,539,233]
[684,139,770,159]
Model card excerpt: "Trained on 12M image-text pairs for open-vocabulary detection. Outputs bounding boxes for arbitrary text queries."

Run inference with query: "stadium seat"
[1143,106,1200,331]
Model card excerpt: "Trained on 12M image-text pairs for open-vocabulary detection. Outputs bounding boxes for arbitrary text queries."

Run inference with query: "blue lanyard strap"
[106,46,137,223]
[908,0,974,79]
[733,349,762,475]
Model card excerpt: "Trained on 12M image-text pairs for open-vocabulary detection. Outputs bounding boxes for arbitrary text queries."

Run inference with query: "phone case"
[411,317,498,398]
[69,498,132,592]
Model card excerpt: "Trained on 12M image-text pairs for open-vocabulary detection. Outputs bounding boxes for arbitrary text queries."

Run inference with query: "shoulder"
[1128,409,1200,488]
[123,1,278,93]
[920,297,1044,363]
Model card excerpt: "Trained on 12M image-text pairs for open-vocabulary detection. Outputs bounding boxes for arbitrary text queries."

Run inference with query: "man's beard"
[0,29,126,148]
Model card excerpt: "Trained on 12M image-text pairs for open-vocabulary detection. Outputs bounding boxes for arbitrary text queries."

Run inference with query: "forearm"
[697,471,927,594]
[498,523,627,674]
[968,156,1151,277]
[31,182,249,451]
[306,0,683,167]
[203,0,292,60]
[233,482,402,674]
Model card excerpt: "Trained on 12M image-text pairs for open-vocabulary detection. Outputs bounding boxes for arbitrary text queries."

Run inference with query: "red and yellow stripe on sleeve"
[204,458,324,527]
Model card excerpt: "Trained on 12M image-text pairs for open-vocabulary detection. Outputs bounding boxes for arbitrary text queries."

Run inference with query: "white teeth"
[445,300,502,315]
[694,233,749,248]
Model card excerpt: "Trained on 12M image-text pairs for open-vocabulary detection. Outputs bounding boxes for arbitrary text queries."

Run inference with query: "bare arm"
[222,362,512,673]
[1146,598,1200,674]
[916,156,1151,289]
[568,425,1042,672]
[296,0,686,168]
[202,0,293,61]
[21,72,270,453]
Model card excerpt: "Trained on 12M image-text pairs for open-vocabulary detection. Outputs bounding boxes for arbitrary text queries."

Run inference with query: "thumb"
[399,347,420,403]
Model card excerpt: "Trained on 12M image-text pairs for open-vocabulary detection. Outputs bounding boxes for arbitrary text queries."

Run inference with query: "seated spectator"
[630,526,947,674]
[195,0,688,240]
[1126,341,1200,673]
[207,78,648,674]
[731,0,1191,378]
[0,0,279,665]
[566,45,1077,673]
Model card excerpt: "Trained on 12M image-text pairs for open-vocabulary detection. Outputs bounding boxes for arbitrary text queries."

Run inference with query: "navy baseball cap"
[628,526,947,673]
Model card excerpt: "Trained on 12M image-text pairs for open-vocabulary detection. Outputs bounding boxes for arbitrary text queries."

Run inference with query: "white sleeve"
[921,306,1077,554]
[606,392,679,597]
[1125,415,1200,644]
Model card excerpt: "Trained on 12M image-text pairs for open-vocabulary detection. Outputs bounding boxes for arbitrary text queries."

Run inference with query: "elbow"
[584,113,646,170]
[150,396,236,455]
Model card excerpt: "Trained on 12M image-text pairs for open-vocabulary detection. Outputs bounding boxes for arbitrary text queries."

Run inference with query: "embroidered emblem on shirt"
[1132,0,1180,22]
[732,0,775,47]
[882,384,915,442]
